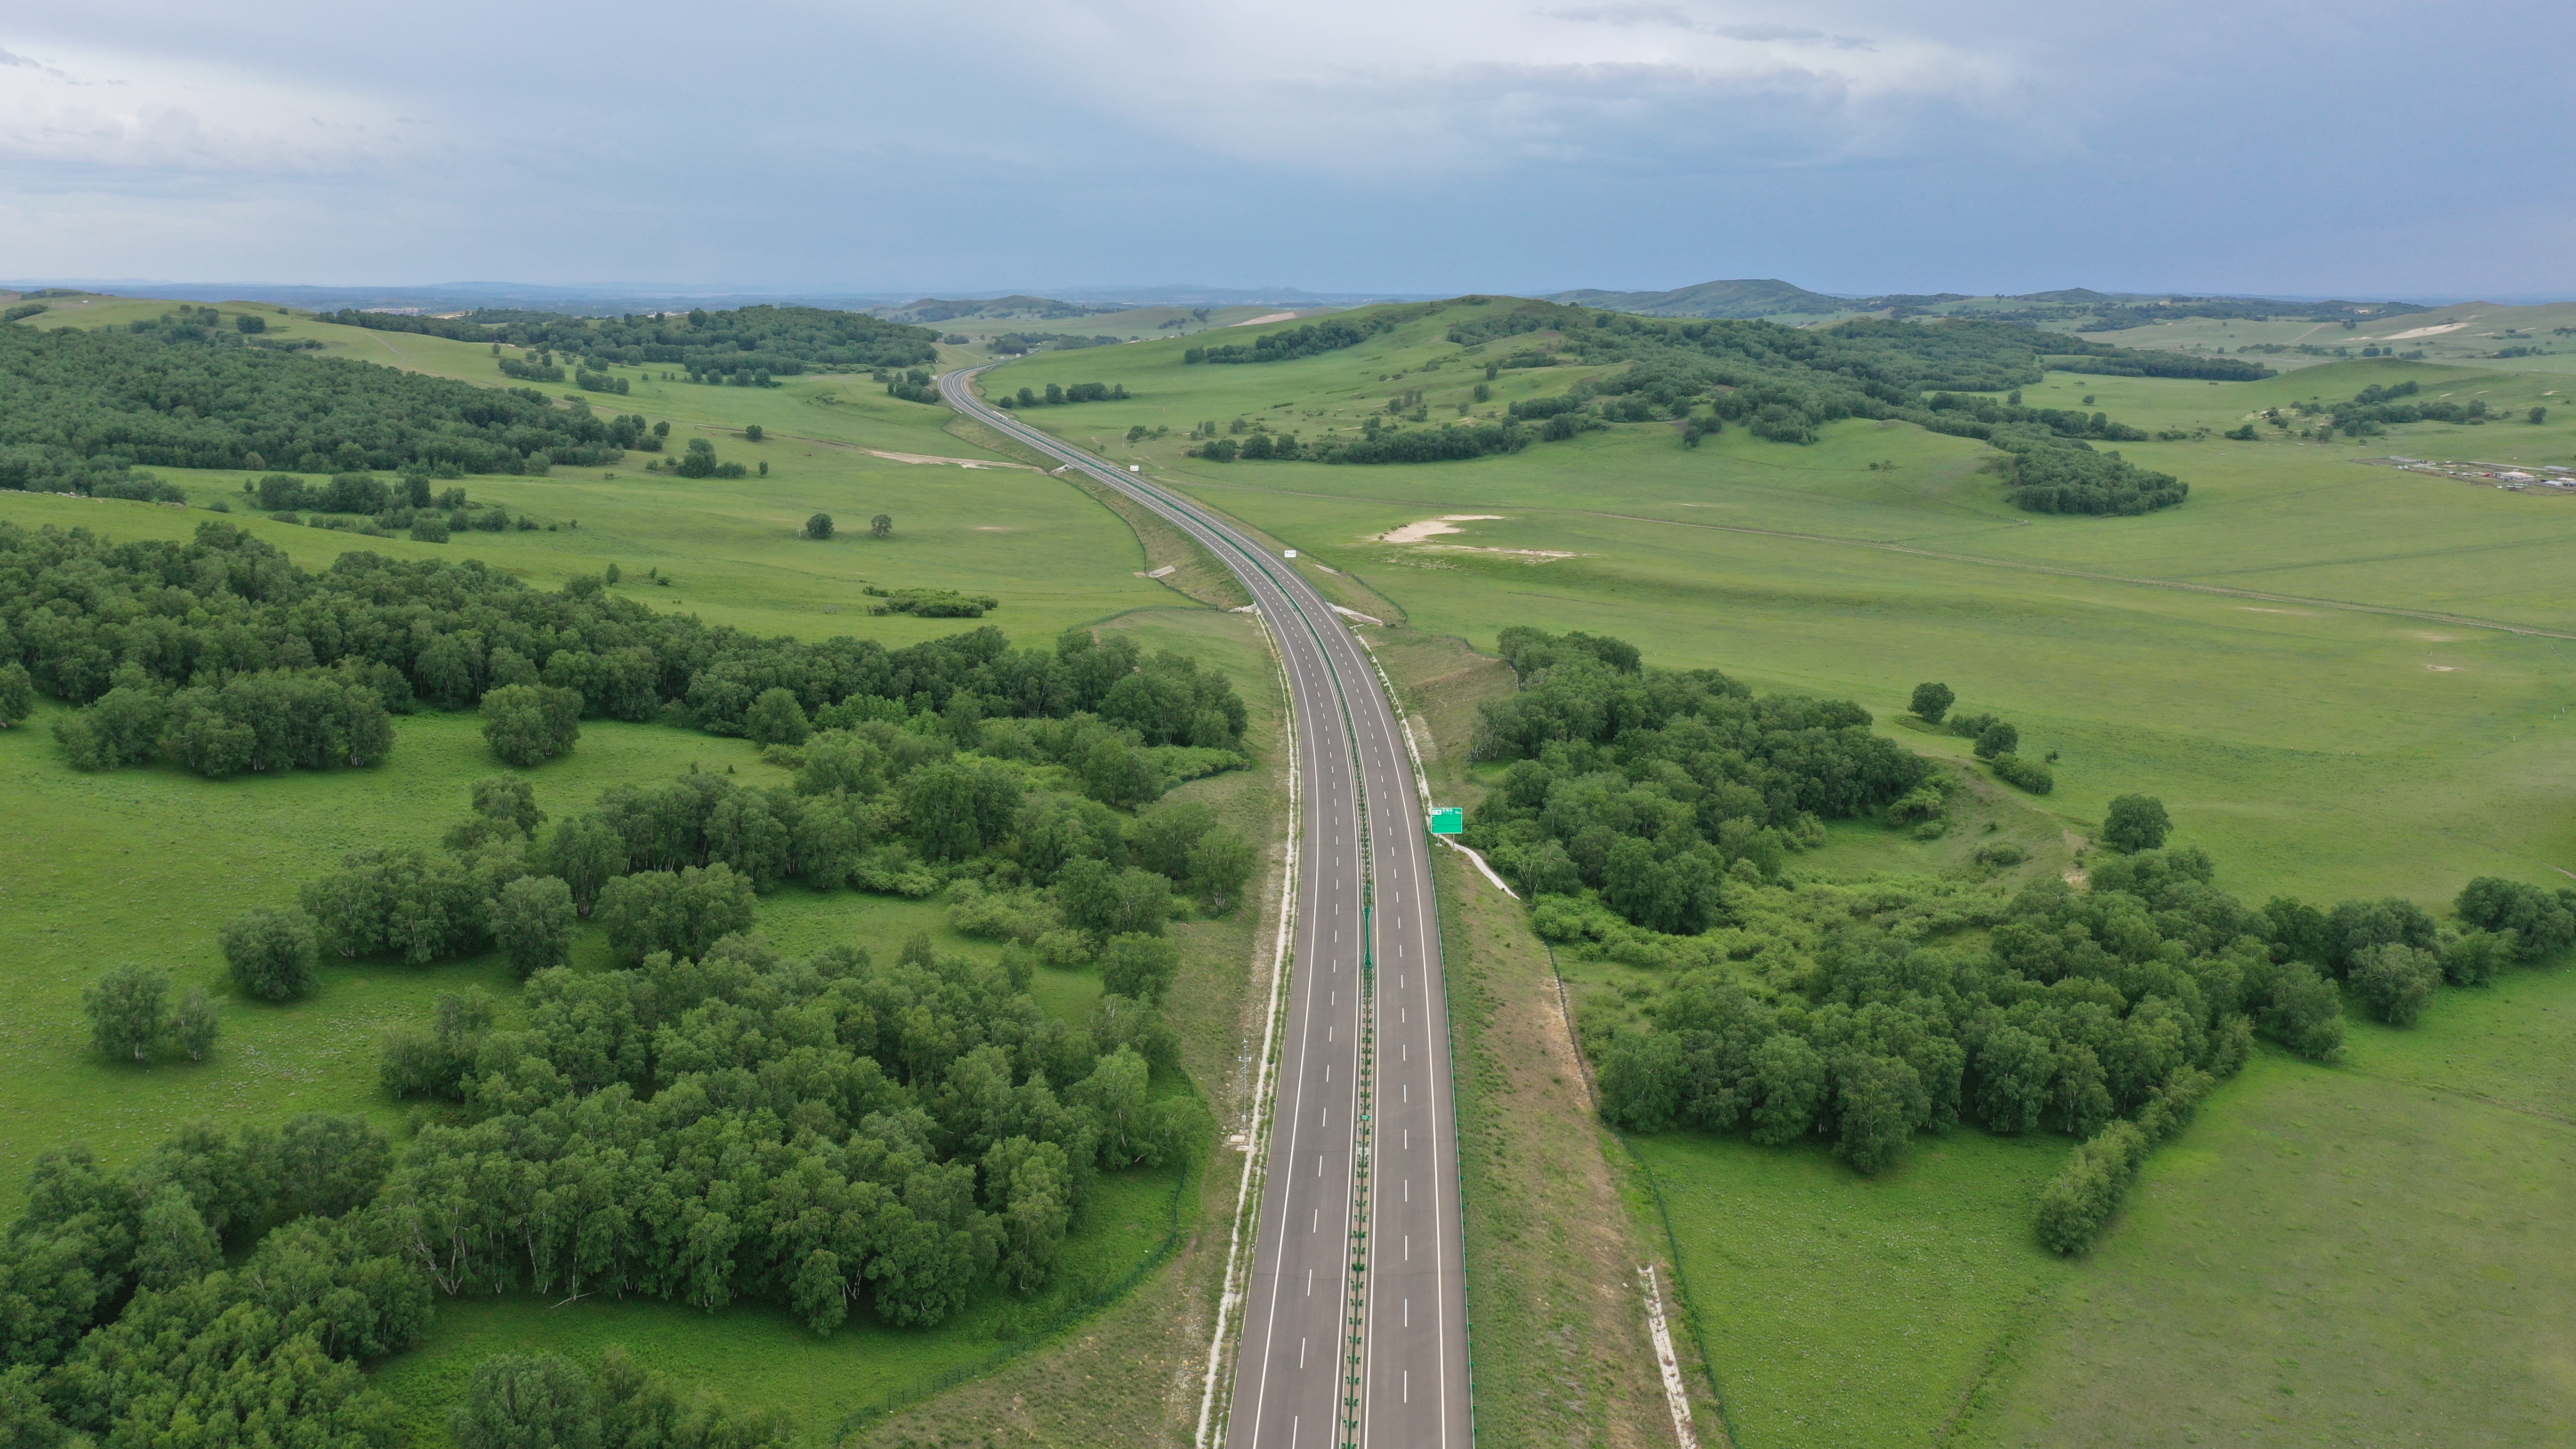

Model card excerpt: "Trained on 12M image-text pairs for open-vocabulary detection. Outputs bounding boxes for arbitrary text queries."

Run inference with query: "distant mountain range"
[1540,278,2436,328]
[1543,278,1856,318]
[1042,284,1436,308]
[9,276,2538,332]
[865,296,1122,324]
[0,278,1438,318]
[0,280,910,317]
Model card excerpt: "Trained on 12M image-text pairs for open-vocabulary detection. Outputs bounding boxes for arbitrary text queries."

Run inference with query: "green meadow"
[980,304,2576,1445]
[0,296,1317,1442]
[987,306,2576,903]
[14,289,2576,1446]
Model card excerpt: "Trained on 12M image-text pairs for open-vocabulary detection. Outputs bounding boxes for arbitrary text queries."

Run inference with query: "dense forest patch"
[327,304,940,378]
[0,316,644,483]
[0,521,1244,778]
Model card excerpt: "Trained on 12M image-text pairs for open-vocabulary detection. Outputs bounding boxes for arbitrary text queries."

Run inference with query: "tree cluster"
[884,368,941,403]
[997,382,1129,408]
[670,437,749,478]
[329,304,940,376]
[1183,309,1428,365]
[254,637,1248,973]
[384,928,1208,1328]
[2,522,1240,774]
[453,1348,789,1449]
[1461,628,1929,934]
[0,321,639,479]
[1929,699,2054,794]
[1302,418,1527,466]
[81,964,219,1063]
[1428,301,2201,513]
[0,1115,424,1449]
[1591,852,2268,1183]
[863,586,1000,619]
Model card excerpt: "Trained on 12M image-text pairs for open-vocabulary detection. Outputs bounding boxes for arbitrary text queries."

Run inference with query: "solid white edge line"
[1196,604,1301,1449]
[948,366,1457,1447]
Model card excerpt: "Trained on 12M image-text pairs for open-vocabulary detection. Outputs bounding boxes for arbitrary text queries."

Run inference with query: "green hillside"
[984,298,2576,1445]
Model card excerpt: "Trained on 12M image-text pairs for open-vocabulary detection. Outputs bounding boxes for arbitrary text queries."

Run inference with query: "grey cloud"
[0,47,72,78]
[1542,7,1876,48]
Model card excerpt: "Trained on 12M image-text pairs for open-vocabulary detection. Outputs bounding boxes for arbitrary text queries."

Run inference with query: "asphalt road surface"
[940,368,1472,1449]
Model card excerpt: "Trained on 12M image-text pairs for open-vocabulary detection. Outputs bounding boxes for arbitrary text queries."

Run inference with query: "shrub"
[1908,682,1954,724]
[805,511,833,539]
[1972,720,2019,759]
[1989,753,2053,794]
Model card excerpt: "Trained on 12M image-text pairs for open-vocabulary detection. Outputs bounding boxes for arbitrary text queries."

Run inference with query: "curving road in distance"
[942,366,1472,1449]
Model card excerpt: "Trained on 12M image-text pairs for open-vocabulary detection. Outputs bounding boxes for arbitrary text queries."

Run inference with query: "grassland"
[2088,297,2576,378]
[1960,967,2576,1449]
[18,286,2576,1445]
[983,307,2576,904]
[8,295,1200,644]
[1,294,1312,1445]
[0,601,1286,1440]
[972,303,2576,1446]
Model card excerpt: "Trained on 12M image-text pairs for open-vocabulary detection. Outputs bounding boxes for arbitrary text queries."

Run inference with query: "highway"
[940,367,1472,1449]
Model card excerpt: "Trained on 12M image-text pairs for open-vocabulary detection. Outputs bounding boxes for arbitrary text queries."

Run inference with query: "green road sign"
[1429,807,1464,836]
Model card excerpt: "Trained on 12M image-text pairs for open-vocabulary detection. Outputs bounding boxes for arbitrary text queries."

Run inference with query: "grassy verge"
[1376,628,1677,1448]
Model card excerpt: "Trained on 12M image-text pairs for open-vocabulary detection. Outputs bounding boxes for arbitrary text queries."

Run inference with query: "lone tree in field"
[2101,794,2172,853]
[870,513,893,539]
[482,684,583,767]
[805,512,833,539]
[221,906,320,1000]
[1909,682,1953,724]
[85,963,172,1062]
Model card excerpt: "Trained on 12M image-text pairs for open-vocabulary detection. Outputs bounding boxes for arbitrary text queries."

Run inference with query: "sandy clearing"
[1378,514,1504,544]
[2427,664,2463,672]
[724,426,1039,471]
[864,448,1032,470]
[1233,311,1297,326]
[2383,322,2473,340]
[1138,564,1177,578]
[1417,544,1583,562]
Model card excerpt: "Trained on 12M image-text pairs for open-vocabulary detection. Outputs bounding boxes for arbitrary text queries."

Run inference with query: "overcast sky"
[2,1,2566,300]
